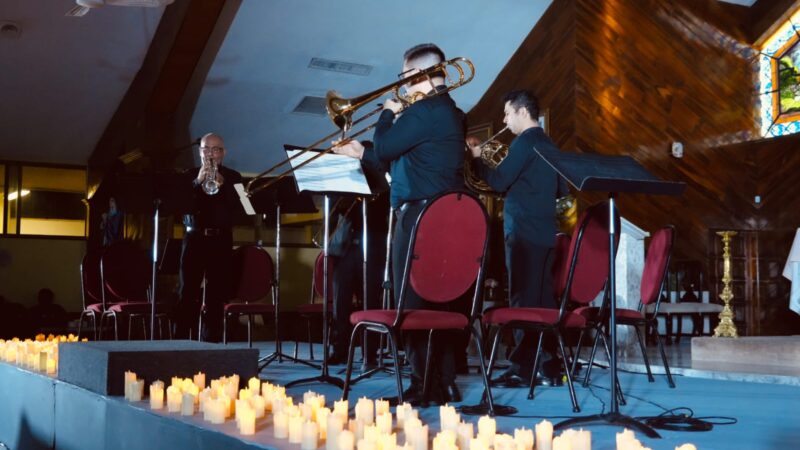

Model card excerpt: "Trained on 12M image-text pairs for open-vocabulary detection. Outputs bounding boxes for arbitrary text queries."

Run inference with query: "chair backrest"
[402,191,489,307]
[312,251,335,302]
[100,240,151,304]
[560,202,620,307]
[640,226,675,308]
[552,233,571,300]
[80,250,103,309]
[231,245,275,304]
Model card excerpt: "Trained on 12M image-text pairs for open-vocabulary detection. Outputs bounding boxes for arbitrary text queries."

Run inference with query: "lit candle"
[302,420,319,450]
[149,381,165,410]
[38,352,47,372]
[378,433,397,450]
[290,415,305,443]
[130,380,144,402]
[514,427,534,450]
[494,433,514,450]
[573,429,591,450]
[433,430,456,450]
[166,386,182,413]
[124,371,137,401]
[675,445,697,450]
[375,398,390,416]
[405,421,428,450]
[171,376,181,389]
[616,429,636,450]
[469,437,489,450]
[552,435,572,450]
[457,422,473,450]
[357,438,377,450]
[350,419,366,441]
[326,411,345,450]
[477,416,496,447]
[338,430,355,450]
[274,412,289,439]
[250,395,266,419]
[240,388,253,402]
[239,405,256,435]
[193,372,206,390]
[209,398,226,424]
[317,407,331,439]
[396,403,412,428]
[248,377,260,393]
[180,392,196,416]
[535,420,554,450]
[334,399,349,421]
[376,412,392,435]
[355,397,374,425]
[439,405,459,432]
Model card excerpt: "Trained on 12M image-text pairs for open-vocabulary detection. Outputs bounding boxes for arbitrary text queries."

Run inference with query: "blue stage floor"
[256,342,800,450]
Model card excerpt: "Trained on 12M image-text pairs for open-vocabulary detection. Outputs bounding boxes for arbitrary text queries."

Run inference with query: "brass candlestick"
[714,231,739,338]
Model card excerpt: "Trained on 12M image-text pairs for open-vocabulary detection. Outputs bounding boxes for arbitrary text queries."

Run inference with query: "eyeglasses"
[200,146,224,153]
[397,68,416,80]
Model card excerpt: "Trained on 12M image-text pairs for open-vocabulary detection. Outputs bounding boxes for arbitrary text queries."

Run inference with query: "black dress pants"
[393,202,456,387]
[505,233,556,375]
[176,231,233,342]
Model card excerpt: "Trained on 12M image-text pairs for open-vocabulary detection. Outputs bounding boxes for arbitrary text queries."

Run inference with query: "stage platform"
[1,340,799,450]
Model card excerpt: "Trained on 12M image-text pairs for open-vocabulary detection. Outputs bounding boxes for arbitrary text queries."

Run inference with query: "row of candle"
[0,334,84,375]
[121,371,698,450]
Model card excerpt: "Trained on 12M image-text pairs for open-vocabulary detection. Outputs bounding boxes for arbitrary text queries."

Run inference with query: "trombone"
[245,56,475,196]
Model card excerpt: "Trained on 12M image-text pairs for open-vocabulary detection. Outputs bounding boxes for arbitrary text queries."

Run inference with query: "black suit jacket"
[475,127,567,247]
[183,165,244,231]
[361,90,465,207]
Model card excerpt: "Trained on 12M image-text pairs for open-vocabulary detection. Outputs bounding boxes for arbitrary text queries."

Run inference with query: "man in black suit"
[334,43,466,404]
[468,90,568,386]
[175,132,243,342]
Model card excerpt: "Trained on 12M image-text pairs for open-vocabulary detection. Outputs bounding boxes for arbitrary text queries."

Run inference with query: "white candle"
[469,437,489,450]
[130,380,144,402]
[355,397,374,425]
[457,422,473,450]
[552,435,572,450]
[149,382,164,410]
[274,412,289,439]
[193,372,206,390]
[675,445,697,450]
[433,430,456,450]
[338,430,355,450]
[514,427,534,450]
[209,399,226,424]
[171,376,181,389]
[180,392,195,416]
[302,420,319,450]
[327,411,345,450]
[239,388,253,402]
[357,439,377,450]
[535,420,554,450]
[124,371,137,401]
[248,377,260,393]
[439,405,459,432]
[616,429,636,449]
[477,416,496,447]
[396,403,412,428]
[376,412,393,435]
[250,395,266,419]
[375,399,390,416]
[334,399,349,421]
[239,406,256,435]
[494,433,514,450]
[290,415,305,443]
[573,429,591,450]
[166,386,182,413]
[405,422,428,450]
[317,407,331,439]
[46,357,56,375]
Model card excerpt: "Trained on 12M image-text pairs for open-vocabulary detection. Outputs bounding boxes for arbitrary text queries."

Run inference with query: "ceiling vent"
[66,0,174,18]
[292,96,328,116]
[309,58,372,76]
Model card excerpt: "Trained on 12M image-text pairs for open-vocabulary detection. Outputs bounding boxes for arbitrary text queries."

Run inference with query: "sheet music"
[287,150,372,195]
[233,183,256,215]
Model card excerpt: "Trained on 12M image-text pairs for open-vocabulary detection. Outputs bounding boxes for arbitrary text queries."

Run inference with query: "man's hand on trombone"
[332,138,365,160]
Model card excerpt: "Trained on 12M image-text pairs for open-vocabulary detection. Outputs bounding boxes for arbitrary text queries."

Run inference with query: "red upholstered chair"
[482,202,617,412]
[223,245,276,347]
[342,191,496,411]
[294,251,335,359]
[77,251,104,340]
[98,241,156,340]
[579,226,676,388]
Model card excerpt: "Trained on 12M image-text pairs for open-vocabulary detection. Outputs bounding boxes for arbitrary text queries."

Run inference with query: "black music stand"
[110,172,194,340]
[246,176,319,370]
[281,148,373,390]
[535,148,685,438]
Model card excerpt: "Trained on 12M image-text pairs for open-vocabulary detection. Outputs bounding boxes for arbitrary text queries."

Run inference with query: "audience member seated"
[27,288,68,334]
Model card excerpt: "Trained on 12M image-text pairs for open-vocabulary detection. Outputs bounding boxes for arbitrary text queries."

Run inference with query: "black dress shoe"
[441,383,462,403]
[387,384,423,406]
[490,372,525,388]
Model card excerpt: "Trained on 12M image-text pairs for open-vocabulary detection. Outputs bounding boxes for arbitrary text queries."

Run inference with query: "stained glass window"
[759,10,800,137]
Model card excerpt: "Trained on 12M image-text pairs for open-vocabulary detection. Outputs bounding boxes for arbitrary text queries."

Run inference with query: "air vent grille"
[309,58,372,76]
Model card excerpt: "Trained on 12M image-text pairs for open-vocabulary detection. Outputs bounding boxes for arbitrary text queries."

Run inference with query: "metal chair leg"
[421,330,435,405]
[635,324,655,382]
[527,331,546,400]
[655,327,676,388]
[343,323,365,401]
[472,323,495,415]
[556,331,580,412]
[571,328,586,378]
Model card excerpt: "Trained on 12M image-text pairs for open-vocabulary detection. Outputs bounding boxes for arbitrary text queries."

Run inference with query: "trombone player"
[467,90,569,387]
[334,43,466,405]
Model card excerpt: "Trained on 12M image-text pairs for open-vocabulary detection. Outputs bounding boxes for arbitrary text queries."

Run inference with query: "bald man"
[176,133,243,342]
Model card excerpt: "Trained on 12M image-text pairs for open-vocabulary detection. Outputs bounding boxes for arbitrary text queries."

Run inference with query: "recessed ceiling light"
[0,22,21,40]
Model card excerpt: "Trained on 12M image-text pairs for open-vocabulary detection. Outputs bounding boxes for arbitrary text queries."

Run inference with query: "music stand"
[281,148,372,390]
[110,172,194,341]
[245,175,319,370]
[534,148,685,438]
